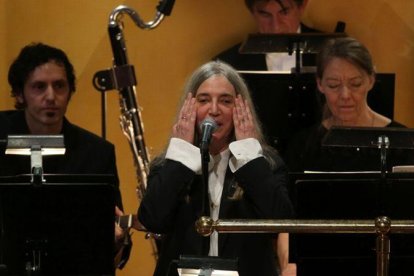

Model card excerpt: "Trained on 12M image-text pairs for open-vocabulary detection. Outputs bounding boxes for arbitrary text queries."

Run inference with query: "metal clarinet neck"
[109,5,165,30]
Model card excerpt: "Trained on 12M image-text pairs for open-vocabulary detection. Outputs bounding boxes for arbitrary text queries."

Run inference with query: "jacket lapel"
[218,166,236,253]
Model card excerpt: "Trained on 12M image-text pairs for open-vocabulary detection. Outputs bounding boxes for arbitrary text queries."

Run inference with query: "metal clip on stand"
[29,145,44,184]
[5,135,65,185]
[377,135,390,176]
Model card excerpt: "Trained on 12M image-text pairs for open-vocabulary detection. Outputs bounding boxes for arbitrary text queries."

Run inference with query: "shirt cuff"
[165,138,202,173]
[229,138,263,172]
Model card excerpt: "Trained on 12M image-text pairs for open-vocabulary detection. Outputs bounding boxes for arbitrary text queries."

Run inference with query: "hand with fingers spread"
[233,94,258,140]
[172,93,197,143]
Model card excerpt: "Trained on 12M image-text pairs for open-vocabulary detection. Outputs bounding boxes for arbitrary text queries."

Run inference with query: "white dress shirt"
[265,26,301,73]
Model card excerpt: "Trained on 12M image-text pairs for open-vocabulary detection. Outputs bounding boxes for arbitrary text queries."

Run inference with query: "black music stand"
[239,33,346,73]
[0,174,116,276]
[289,172,414,276]
[323,126,414,174]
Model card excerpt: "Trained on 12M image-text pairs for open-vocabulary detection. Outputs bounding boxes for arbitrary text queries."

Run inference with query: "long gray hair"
[152,61,278,169]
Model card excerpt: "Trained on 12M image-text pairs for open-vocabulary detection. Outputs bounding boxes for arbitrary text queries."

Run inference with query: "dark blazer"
[214,24,320,71]
[0,110,123,208]
[138,151,293,276]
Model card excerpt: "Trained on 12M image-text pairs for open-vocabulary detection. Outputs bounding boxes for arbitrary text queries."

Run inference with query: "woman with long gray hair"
[138,61,293,276]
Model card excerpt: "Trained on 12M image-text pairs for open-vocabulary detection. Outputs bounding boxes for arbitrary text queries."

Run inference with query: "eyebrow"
[325,75,363,81]
[196,91,235,97]
[276,0,287,10]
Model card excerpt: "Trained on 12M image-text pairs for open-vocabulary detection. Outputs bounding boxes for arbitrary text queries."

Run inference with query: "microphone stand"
[200,144,210,255]
[201,147,210,217]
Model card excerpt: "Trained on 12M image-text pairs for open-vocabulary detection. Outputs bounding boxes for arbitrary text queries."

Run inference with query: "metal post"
[375,216,391,276]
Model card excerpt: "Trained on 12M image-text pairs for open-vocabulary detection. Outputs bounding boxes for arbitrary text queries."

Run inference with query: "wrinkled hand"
[233,94,258,140]
[172,93,197,143]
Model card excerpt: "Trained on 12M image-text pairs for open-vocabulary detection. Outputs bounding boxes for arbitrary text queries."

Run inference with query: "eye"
[196,95,210,104]
[326,82,340,90]
[221,99,233,105]
[53,80,68,91]
[33,82,44,90]
[257,10,272,18]
[350,82,362,89]
[220,96,234,105]
[279,7,290,16]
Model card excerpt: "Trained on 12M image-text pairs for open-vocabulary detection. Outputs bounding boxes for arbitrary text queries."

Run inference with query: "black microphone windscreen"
[200,117,218,133]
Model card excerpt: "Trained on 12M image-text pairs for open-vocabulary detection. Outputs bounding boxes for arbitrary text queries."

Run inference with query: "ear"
[15,92,25,105]
[367,74,375,91]
[316,78,324,94]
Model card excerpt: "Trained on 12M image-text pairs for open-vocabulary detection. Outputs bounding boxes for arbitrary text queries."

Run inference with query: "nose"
[339,85,351,99]
[269,14,285,33]
[44,85,56,101]
[208,100,220,116]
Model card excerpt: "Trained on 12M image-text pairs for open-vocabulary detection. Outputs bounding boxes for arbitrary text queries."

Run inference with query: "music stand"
[174,255,238,276]
[0,174,116,276]
[239,33,346,73]
[289,172,414,276]
[322,126,414,174]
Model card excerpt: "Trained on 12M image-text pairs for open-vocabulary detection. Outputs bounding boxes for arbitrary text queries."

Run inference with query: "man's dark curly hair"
[244,0,305,11]
[8,42,76,109]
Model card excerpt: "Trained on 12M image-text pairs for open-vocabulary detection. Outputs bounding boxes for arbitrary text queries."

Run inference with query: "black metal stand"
[201,149,210,217]
[0,174,115,275]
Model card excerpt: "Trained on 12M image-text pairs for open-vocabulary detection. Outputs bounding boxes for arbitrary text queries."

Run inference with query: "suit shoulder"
[214,43,243,61]
[64,121,115,150]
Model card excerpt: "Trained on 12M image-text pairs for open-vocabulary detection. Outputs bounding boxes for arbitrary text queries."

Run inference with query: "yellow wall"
[1,0,413,275]
[0,0,7,110]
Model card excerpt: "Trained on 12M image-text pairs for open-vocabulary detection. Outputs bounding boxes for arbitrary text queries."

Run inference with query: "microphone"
[199,117,218,153]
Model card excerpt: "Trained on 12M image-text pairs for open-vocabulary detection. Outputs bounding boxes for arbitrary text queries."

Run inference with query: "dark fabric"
[285,121,414,173]
[0,110,123,209]
[138,152,294,276]
[285,121,414,276]
[214,24,320,71]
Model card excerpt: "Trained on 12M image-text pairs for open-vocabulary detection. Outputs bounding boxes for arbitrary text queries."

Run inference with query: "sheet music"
[392,166,414,173]
[304,170,381,174]
[237,70,290,74]
[178,268,239,276]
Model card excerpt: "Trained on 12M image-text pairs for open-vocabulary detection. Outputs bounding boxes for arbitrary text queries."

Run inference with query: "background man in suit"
[215,0,317,72]
[0,42,131,271]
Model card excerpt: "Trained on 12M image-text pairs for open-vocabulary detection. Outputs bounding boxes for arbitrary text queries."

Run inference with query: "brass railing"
[195,216,414,276]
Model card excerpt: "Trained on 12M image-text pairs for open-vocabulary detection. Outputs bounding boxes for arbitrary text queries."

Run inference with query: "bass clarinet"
[93,0,175,261]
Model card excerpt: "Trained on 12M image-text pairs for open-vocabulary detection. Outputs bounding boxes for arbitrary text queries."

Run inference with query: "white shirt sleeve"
[165,138,202,174]
[229,138,263,172]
